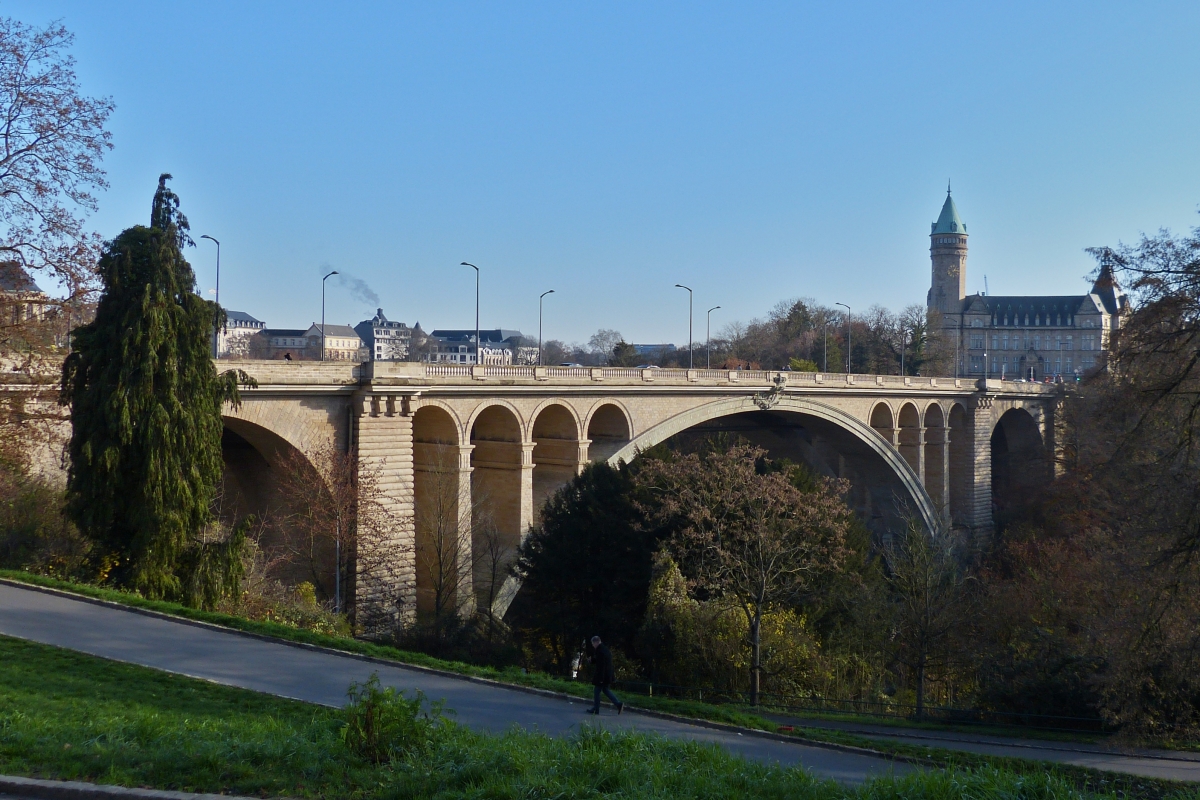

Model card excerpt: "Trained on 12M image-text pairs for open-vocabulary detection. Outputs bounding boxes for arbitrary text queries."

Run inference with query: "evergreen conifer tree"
[62,174,248,598]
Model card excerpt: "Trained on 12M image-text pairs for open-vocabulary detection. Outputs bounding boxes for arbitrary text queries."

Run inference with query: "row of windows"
[968,334,1101,351]
[967,355,1097,374]
[969,315,1102,329]
[933,237,966,245]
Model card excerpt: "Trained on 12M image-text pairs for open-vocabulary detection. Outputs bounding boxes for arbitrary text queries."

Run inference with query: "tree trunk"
[915,656,926,720]
[750,613,761,706]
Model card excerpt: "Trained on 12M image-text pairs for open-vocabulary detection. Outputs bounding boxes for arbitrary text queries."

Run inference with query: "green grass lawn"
[0,570,1111,746]
[0,633,1186,800]
[3,570,1198,800]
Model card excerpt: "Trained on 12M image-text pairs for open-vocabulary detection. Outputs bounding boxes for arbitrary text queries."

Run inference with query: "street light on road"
[675,284,693,369]
[836,303,851,373]
[461,263,480,365]
[321,270,339,361]
[706,305,721,369]
[200,235,220,356]
[538,289,555,366]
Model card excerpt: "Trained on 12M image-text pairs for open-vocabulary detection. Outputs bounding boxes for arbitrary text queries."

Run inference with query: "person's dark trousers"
[592,684,621,713]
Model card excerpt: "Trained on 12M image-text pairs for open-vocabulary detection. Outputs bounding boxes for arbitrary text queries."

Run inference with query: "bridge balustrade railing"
[481,366,537,377]
[426,365,472,377]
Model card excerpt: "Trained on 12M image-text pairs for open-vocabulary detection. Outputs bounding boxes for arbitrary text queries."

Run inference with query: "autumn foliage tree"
[0,18,112,354]
[636,445,852,705]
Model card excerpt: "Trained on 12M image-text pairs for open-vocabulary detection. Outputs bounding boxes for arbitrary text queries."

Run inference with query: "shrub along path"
[0,582,902,785]
[2,581,1198,784]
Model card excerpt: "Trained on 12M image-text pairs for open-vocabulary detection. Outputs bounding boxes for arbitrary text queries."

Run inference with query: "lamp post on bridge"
[836,302,851,374]
[200,235,220,357]
[706,305,720,369]
[321,270,339,361]
[538,289,554,366]
[675,284,693,369]
[461,262,480,365]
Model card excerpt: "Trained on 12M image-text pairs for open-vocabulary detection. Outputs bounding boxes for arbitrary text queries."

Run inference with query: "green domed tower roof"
[931,186,967,235]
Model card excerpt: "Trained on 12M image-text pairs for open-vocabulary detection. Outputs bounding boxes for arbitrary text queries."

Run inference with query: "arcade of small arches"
[214,373,1056,626]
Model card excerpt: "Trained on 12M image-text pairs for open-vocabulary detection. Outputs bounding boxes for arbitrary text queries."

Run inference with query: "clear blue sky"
[13,1,1200,344]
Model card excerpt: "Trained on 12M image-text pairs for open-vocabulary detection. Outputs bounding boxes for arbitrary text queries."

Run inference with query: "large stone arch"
[609,395,940,533]
[219,412,338,598]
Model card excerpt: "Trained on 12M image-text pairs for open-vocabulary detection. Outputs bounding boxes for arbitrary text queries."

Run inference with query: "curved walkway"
[0,583,901,785]
[3,582,1197,783]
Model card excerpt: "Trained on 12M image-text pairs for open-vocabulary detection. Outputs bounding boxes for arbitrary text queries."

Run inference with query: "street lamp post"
[836,303,851,373]
[706,306,721,369]
[321,270,339,361]
[200,235,220,356]
[900,327,907,376]
[675,284,693,369]
[538,289,555,365]
[461,263,480,365]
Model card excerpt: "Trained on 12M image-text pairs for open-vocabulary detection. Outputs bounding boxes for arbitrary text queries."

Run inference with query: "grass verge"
[0,633,1189,800]
[3,569,1197,799]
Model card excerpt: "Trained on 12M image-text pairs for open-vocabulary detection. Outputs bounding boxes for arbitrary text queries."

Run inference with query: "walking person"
[585,635,623,715]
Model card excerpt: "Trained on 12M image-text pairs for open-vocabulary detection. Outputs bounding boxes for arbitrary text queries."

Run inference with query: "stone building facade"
[355,308,413,362]
[928,190,1128,380]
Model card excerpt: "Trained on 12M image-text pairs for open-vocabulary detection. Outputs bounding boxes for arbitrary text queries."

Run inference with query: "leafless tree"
[587,329,623,364]
[474,517,512,643]
[883,516,973,718]
[415,444,476,626]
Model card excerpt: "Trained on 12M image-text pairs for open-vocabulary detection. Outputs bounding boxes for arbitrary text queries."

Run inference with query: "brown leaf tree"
[636,444,852,704]
[0,17,112,353]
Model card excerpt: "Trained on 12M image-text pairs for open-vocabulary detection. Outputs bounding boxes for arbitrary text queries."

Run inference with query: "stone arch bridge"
[217,361,1060,626]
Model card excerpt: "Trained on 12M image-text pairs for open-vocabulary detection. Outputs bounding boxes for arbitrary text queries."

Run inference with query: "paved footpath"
[762,713,1200,782]
[4,583,1199,785]
[0,583,902,785]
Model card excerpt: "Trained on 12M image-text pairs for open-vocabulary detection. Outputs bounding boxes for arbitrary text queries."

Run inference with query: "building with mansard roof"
[927,189,1128,381]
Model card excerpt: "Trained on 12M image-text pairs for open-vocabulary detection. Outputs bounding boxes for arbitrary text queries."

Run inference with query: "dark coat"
[591,643,615,686]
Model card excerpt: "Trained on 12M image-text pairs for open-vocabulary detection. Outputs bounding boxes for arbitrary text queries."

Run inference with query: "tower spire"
[947,179,951,195]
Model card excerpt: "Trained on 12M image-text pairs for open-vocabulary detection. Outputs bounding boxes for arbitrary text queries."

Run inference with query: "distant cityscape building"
[630,343,677,356]
[255,323,365,361]
[306,323,366,361]
[259,328,310,360]
[217,310,265,358]
[0,262,48,326]
[426,329,526,366]
[355,308,412,362]
[928,189,1128,380]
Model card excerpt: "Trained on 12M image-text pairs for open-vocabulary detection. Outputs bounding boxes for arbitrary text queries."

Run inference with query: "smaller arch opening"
[991,408,1046,530]
[531,404,583,518]
[470,405,525,611]
[870,402,895,444]
[923,404,947,512]
[588,403,632,462]
[897,403,922,478]
[413,405,469,620]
